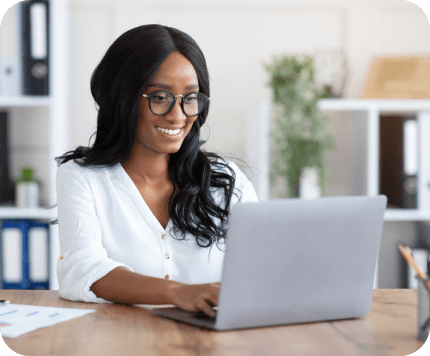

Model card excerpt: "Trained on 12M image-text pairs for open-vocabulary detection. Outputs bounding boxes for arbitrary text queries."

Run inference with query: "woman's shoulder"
[57,159,90,177]
[56,158,120,179]
[213,156,259,202]
[211,156,250,185]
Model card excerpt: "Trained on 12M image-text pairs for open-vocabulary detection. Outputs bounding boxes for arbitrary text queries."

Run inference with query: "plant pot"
[286,138,322,198]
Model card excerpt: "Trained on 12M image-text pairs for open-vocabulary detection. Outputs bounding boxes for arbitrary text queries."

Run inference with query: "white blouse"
[56,158,258,303]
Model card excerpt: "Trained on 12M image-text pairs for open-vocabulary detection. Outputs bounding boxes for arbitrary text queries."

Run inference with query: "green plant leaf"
[264,54,336,198]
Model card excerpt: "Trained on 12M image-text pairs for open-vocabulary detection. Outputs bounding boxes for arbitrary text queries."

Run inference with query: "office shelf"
[384,209,430,221]
[318,99,430,222]
[0,206,57,220]
[0,0,70,290]
[0,96,52,108]
[318,98,430,112]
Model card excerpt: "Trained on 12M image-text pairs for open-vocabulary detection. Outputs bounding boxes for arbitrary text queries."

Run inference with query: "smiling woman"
[135,52,202,156]
[49,24,258,318]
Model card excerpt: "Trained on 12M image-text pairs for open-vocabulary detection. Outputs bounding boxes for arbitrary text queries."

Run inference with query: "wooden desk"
[1,289,426,356]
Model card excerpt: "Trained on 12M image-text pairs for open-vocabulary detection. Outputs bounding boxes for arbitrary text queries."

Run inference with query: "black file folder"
[21,0,50,96]
[0,112,14,205]
[379,115,418,209]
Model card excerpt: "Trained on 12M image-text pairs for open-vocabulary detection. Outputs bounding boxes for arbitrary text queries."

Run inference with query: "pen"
[398,244,430,292]
[0,300,10,306]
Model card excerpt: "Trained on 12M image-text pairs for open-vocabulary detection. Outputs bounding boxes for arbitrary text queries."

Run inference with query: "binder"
[27,220,49,289]
[402,119,418,209]
[0,219,49,289]
[0,2,24,96]
[21,0,49,96]
[379,115,418,209]
[0,111,14,204]
[0,220,29,289]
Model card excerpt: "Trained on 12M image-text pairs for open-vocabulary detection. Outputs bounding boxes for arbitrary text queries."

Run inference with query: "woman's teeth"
[156,127,181,135]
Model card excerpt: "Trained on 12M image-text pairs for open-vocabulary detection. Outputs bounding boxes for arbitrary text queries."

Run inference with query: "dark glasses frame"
[142,90,210,117]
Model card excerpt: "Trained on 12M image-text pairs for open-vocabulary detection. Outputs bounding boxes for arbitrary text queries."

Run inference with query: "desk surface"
[1,289,426,356]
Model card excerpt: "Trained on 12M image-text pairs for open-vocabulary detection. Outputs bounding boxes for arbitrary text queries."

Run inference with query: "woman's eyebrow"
[148,83,199,90]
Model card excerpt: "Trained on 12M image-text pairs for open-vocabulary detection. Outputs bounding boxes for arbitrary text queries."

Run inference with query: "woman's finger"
[196,298,217,318]
[206,292,218,307]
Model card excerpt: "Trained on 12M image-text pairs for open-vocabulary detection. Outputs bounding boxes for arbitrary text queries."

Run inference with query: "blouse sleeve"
[56,161,134,303]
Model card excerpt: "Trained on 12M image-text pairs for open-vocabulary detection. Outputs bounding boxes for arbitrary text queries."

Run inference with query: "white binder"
[1,220,28,289]
[27,221,49,289]
[0,2,23,96]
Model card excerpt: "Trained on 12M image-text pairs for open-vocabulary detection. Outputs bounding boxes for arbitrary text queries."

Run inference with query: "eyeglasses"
[142,90,210,117]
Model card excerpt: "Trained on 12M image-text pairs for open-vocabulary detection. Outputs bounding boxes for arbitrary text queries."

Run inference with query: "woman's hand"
[167,282,220,318]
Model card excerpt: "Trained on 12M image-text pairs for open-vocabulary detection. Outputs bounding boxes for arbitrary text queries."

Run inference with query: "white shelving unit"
[318,99,430,222]
[0,0,70,290]
[0,96,52,107]
[247,98,430,222]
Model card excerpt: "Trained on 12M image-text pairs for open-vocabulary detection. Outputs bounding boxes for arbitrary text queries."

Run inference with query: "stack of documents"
[0,303,95,338]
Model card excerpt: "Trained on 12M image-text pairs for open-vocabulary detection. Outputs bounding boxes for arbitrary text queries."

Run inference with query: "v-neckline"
[116,163,172,232]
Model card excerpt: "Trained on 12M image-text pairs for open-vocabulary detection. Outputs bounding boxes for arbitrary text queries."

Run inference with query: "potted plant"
[264,54,335,198]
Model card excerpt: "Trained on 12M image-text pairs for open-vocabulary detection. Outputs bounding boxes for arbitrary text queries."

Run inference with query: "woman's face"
[136,51,200,155]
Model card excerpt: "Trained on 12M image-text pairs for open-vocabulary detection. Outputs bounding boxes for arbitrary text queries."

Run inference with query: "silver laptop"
[153,195,387,330]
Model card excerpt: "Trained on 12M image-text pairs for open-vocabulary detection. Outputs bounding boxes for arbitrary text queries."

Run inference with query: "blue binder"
[0,219,49,290]
[27,220,49,290]
[0,220,29,289]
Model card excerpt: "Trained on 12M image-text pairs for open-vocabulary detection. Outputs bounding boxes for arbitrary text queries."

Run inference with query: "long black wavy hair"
[49,24,240,249]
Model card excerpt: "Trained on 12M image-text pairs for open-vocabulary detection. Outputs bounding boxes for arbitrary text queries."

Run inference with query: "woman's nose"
[168,96,186,119]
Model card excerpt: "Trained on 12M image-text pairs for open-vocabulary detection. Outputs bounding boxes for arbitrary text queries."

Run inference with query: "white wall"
[68,0,429,165]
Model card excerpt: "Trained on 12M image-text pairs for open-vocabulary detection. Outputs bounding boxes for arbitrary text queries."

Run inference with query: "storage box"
[361,56,430,99]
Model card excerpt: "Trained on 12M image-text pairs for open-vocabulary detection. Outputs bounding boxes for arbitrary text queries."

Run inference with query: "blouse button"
[59,254,64,260]
[164,253,170,259]
[161,234,167,240]
[165,274,170,279]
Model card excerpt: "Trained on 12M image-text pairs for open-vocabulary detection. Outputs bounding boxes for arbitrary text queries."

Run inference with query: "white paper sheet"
[0,303,96,338]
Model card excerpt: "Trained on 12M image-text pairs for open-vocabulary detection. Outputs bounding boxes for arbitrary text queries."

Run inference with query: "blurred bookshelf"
[318,98,430,222]
[0,96,52,107]
[0,0,70,290]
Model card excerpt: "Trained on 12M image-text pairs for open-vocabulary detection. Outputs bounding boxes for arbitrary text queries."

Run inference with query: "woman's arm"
[90,267,219,317]
[56,162,220,316]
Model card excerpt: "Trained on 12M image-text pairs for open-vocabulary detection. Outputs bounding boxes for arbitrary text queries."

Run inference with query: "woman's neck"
[121,145,170,186]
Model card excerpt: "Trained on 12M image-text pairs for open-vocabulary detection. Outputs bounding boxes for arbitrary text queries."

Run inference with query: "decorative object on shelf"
[361,55,430,99]
[313,48,348,98]
[299,167,321,199]
[13,166,40,208]
[264,54,335,198]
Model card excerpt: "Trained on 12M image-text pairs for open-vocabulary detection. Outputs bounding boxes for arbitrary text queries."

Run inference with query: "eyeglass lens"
[149,91,206,116]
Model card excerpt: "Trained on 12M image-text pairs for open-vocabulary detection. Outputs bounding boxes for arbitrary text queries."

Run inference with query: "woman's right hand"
[166,282,220,318]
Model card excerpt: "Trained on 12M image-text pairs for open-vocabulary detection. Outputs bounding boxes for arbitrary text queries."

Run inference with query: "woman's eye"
[185,95,197,103]
[153,95,169,102]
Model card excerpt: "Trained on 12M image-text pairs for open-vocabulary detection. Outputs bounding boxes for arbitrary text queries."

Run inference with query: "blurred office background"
[0,0,430,289]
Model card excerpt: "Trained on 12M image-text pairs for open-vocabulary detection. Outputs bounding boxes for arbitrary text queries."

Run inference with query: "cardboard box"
[361,55,430,99]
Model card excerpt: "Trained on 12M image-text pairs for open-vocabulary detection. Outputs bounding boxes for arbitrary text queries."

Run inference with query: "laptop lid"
[214,195,387,330]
